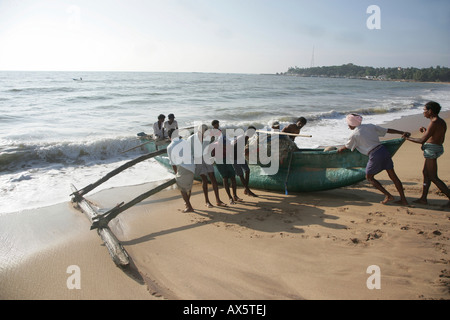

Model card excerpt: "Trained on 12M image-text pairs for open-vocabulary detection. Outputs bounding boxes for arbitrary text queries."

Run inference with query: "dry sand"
[1,112,449,300]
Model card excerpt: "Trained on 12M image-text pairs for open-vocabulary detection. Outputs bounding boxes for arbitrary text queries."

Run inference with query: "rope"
[285,151,294,195]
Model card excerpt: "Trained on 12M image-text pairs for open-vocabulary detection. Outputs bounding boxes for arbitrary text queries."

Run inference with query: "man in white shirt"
[164,113,178,132]
[167,129,195,212]
[187,124,227,208]
[338,114,410,205]
[153,114,167,140]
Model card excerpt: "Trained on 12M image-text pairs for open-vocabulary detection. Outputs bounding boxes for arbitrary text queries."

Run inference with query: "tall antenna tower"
[310,45,315,68]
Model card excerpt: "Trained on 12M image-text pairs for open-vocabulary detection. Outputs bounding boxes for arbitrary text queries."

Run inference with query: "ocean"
[1,71,449,214]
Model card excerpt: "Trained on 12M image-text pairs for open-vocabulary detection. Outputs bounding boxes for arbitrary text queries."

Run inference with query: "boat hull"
[142,138,405,192]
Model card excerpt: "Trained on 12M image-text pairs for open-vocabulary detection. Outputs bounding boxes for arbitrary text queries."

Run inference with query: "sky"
[0,0,449,74]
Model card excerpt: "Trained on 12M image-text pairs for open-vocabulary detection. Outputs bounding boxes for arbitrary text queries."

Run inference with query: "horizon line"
[0,63,448,74]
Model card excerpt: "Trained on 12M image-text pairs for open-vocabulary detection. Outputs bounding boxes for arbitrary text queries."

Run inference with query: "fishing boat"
[69,135,404,265]
[139,135,405,193]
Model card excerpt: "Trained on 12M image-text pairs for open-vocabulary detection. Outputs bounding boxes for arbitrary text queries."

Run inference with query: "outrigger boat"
[138,135,405,193]
[69,130,404,266]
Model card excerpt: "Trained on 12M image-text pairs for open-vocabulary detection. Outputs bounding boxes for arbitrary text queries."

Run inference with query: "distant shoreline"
[282,63,450,84]
[273,73,450,85]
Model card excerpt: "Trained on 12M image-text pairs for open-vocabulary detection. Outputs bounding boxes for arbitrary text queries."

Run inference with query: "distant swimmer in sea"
[338,113,410,206]
[403,101,450,207]
[282,117,307,141]
[153,114,167,140]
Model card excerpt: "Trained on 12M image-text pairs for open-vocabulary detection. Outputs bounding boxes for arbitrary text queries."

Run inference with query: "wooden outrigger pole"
[71,148,168,199]
[89,178,176,230]
[70,145,176,267]
[255,130,312,138]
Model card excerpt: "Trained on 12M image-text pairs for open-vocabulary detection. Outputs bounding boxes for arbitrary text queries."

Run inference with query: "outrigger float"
[70,147,176,267]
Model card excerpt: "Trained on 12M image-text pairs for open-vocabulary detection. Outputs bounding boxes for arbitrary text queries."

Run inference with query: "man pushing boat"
[403,101,450,208]
[338,114,410,205]
[282,117,307,141]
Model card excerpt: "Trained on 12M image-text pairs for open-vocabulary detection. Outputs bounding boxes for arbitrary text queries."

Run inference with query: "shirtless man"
[210,120,243,204]
[282,117,307,141]
[404,101,450,207]
[232,126,258,197]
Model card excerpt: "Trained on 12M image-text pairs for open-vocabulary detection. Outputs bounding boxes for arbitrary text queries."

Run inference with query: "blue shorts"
[422,143,444,159]
[366,145,393,175]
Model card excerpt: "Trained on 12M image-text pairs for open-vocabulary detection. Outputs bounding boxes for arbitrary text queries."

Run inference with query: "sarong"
[176,166,194,192]
[195,161,215,176]
[365,145,394,175]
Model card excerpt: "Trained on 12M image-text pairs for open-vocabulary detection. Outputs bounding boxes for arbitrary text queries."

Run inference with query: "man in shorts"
[167,129,195,212]
[213,129,243,205]
[404,101,450,207]
[338,114,410,205]
[188,124,227,208]
[232,126,258,197]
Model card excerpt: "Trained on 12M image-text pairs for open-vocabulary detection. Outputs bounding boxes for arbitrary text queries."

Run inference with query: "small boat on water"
[139,136,405,193]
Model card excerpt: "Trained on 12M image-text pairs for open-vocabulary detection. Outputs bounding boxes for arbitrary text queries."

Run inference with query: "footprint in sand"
[366,230,384,241]
[368,211,385,217]
[437,269,450,292]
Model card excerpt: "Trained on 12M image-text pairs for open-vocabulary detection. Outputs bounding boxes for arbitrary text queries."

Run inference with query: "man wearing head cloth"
[346,114,363,127]
[338,114,411,205]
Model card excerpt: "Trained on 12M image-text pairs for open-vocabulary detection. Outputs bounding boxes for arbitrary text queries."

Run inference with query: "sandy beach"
[1,112,449,300]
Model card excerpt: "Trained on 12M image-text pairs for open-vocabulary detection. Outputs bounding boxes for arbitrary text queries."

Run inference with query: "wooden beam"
[91,178,177,230]
[120,140,154,154]
[71,184,129,267]
[71,148,167,199]
[256,130,312,138]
